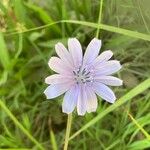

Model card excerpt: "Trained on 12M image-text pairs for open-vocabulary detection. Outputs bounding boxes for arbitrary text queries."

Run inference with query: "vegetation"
[0,0,150,149]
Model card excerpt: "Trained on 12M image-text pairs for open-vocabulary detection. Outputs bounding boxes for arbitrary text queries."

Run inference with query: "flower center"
[73,66,93,84]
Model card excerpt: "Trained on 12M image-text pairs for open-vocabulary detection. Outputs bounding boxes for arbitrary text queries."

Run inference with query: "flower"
[44,38,123,116]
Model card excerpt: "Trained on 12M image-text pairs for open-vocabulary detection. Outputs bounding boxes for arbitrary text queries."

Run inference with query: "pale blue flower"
[44,38,123,115]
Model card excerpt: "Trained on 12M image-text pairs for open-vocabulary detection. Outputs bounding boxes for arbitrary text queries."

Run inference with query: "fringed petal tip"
[87,108,97,113]
[68,38,83,68]
[120,79,123,86]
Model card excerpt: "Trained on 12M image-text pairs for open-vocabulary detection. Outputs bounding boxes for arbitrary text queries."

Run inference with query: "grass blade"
[5,20,150,41]
[128,112,150,140]
[62,20,150,41]
[0,32,10,69]
[128,139,150,150]
[0,100,45,150]
[25,3,61,35]
[96,0,104,38]
[69,78,150,140]
[15,33,23,59]
[12,0,27,24]
[50,129,58,150]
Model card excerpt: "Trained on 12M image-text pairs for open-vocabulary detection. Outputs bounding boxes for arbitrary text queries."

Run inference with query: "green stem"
[0,99,45,150]
[96,0,104,38]
[63,113,73,150]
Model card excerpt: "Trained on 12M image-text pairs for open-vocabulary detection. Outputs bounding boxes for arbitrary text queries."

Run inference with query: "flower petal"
[45,74,74,85]
[55,42,73,67]
[85,86,98,113]
[94,76,123,86]
[93,50,113,66]
[62,85,79,114]
[92,82,116,103]
[77,85,86,116]
[44,83,72,99]
[48,57,72,75]
[68,38,83,68]
[83,38,101,65]
[95,60,122,76]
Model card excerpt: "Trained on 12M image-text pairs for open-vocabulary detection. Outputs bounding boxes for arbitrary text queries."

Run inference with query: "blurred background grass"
[0,0,150,149]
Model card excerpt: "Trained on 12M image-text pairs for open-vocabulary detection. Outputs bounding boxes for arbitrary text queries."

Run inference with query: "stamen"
[82,68,86,74]
[84,72,90,76]
[73,66,93,84]
[73,71,76,75]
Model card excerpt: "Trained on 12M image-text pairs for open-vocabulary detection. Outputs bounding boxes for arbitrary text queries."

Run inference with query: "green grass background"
[0,0,150,149]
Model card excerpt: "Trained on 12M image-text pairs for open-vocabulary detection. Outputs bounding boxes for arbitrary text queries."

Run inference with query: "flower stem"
[63,113,73,150]
[96,0,104,38]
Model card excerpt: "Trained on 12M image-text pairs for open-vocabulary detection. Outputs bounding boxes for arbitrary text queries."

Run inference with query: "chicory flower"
[44,38,122,115]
